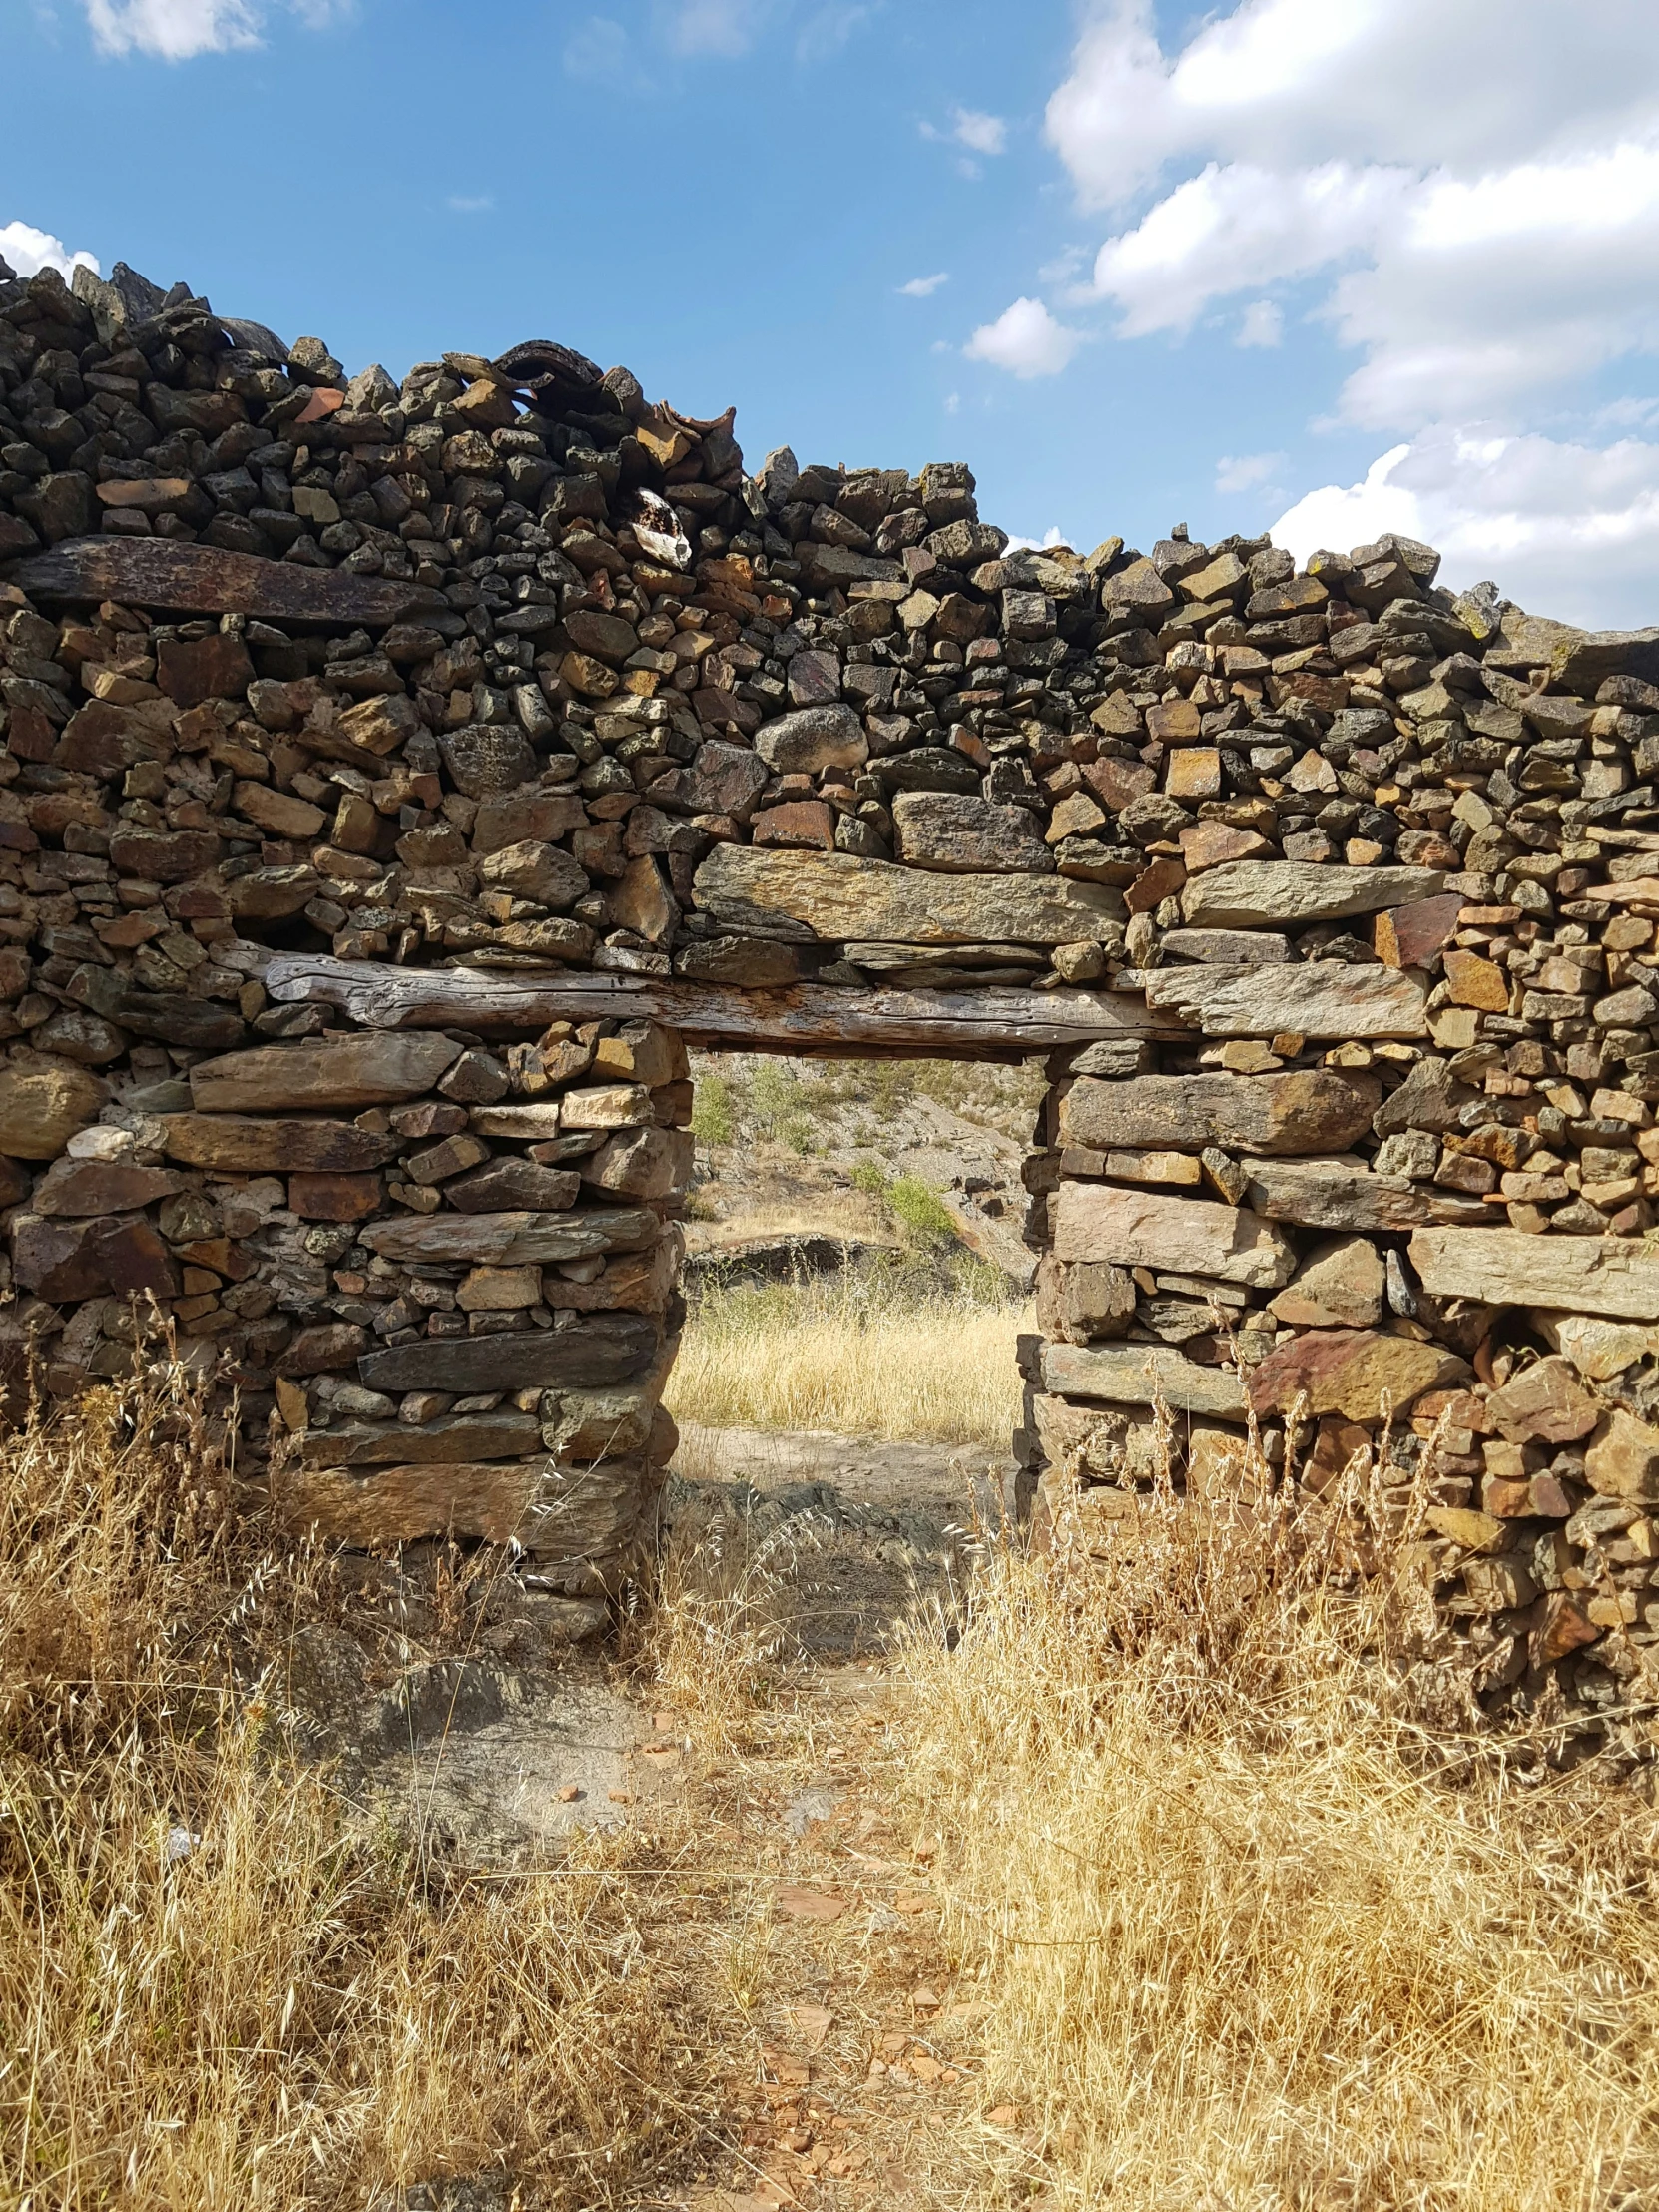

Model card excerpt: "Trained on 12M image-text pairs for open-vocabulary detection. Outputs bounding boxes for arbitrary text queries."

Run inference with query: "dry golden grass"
[898,1441,1659,2209]
[666,1265,1028,1447]
[0,1371,721,2211]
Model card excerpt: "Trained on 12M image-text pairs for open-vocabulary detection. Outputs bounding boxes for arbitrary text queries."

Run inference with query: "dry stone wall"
[5,256,1659,1704]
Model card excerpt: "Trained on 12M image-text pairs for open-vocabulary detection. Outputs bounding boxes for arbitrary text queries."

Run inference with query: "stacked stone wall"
[4,254,1659,1702]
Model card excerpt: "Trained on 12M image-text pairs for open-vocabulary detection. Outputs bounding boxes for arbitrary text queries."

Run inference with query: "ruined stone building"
[4,254,1659,1709]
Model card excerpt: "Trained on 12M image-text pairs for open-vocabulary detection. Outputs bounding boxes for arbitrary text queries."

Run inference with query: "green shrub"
[850,1159,889,1198]
[886,1175,958,1246]
[690,1076,735,1148]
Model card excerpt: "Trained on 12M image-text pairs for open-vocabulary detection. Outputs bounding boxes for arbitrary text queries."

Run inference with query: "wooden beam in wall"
[263,954,1186,1060]
[3,538,432,624]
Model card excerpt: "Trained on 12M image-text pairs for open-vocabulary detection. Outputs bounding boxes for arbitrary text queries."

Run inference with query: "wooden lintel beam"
[3,537,431,626]
[263,954,1184,1061]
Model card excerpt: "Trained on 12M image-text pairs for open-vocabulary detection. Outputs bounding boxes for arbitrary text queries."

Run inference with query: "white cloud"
[944,392,960,414]
[662,0,765,57]
[84,0,260,56]
[0,222,99,281]
[1005,526,1071,552]
[447,195,493,214]
[965,296,1079,378]
[952,107,1006,157]
[1272,427,1659,628]
[898,272,949,297]
[564,14,630,78]
[1236,298,1283,348]
[80,0,344,56]
[1047,1,1659,431]
[1215,450,1285,495]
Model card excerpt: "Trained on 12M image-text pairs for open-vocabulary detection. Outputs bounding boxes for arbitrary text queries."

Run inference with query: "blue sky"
[8,0,1659,624]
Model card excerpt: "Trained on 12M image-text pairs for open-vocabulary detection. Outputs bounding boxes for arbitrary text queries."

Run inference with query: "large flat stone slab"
[1054,1182,1297,1288]
[1408,1227,1659,1322]
[693,845,1125,945]
[358,1316,659,1394]
[1058,1069,1377,1158]
[1180,861,1445,929]
[297,1410,543,1466]
[1041,1340,1248,1418]
[159,1114,400,1172]
[1245,1158,1489,1231]
[281,1452,649,1550]
[189,1033,462,1112]
[1142,961,1428,1038]
[1246,1329,1469,1422]
[360,1207,660,1265]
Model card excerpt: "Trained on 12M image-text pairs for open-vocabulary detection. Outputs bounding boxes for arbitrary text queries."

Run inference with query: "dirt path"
[330,1429,1029,2211]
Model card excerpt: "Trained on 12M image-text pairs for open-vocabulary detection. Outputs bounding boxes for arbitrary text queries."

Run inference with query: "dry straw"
[898,1424,1659,2208]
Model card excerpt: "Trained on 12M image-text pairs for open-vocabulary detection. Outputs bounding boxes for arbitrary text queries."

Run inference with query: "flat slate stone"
[31,1160,187,1217]
[280,1452,649,1550]
[1408,1226,1659,1322]
[1180,861,1445,929]
[1246,1329,1469,1422]
[1059,1070,1377,1159]
[1054,1182,1298,1288]
[297,1410,543,1466]
[1245,1158,1489,1231]
[358,1316,658,1394]
[1160,928,1292,965]
[1142,961,1429,1039]
[693,845,1125,946]
[4,535,427,623]
[891,793,1054,874]
[360,1206,659,1265]
[189,1033,462,1112]
[1040,1339,1248,1419]
[159,1114,400,1172]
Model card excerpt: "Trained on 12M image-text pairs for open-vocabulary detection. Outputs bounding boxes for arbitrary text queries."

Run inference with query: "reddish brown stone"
[1374,891,1462,970]
[276,1323,371,1378]
[155,631,255,709]
[1484,1356,1600,1445]
[32,1160,187,1217]
[1146,698,1201,744]
[108,827,225,882]
[1125,856,1186,914]
[1530,1591,1600,1665]
[1081,758,1155,812]
[753,800,835,851]
[1247,1328,1469,1424]
[287,1171,384,1221]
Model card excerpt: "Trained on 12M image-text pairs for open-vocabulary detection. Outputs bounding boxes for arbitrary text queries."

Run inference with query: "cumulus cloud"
[1047,0,1659,430]
[1216,450,1285,495]
[964,297,1080,378]
[898,272,949,297]
[0,221,99,280]
[1031,0,1659,623]
[1273,427,1659,628]
[1004,525,1073,553]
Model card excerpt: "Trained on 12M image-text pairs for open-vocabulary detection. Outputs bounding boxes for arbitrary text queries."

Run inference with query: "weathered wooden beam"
[3,537,430,625]
[263,954,1185,1060]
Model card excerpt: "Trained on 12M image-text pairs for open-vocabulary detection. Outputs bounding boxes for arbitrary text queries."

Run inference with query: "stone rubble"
[6,254,1659,1702]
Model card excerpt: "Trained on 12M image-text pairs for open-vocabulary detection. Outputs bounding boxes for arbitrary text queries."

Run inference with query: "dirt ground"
[302,1425,1028,2212]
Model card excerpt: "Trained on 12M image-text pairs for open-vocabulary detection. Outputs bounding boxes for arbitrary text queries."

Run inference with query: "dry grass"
[665,1262,1027,1447]
[0,1369,719,2211]
[897,1435,1659,2209]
